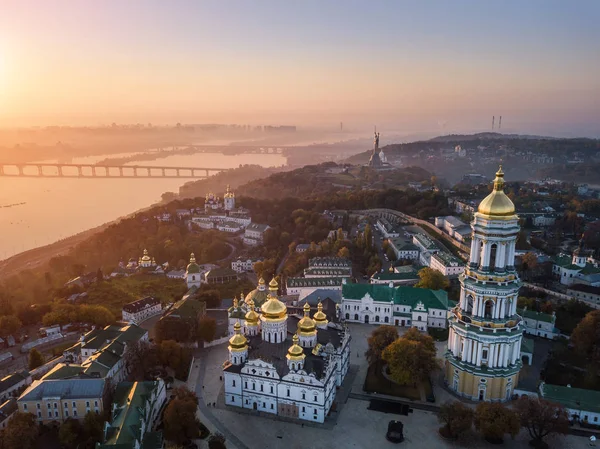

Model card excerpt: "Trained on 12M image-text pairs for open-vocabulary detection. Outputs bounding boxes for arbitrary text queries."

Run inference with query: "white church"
[223,277,351,423]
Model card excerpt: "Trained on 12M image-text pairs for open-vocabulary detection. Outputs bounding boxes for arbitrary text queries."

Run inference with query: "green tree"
[2,412,39,449]
[438,401,474,441]
[515,396,569,449]
[414,267,450,290]
[59,418,83,449]
[382,328,437,385]
[28,348,44,370]
[0,315,22,339]
[365,325,398,365]
[474,402,519,443]
[364,224,373,251]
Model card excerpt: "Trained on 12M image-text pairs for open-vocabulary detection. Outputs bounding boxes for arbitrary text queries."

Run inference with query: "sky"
[0,0,599,135]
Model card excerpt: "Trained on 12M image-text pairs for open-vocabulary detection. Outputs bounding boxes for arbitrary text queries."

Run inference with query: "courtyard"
[192,322,592,449]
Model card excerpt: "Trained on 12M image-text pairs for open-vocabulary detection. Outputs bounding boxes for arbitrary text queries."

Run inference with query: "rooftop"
[541,383,600,414]
[0,371,30,393]
[19,378,105,402]
[342,283,448,311]
[518,308,554,324]
[568,284,600,295]
[431,251,464,267]
[122,297,160,314]
[286,277,345,288]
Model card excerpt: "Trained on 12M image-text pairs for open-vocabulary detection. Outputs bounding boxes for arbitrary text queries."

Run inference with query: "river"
[0,152,286,260]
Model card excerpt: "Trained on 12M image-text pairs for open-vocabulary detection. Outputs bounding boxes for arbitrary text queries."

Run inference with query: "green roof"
[580,264,600,275]
[521,337,534,354]
[41,364,85,380]
[167,295,205,320]
[518,308,554,323]
[100,381,164,449]
[186,262,200,274]
[342,283,448,311]
[287,277,345,288]
[541,383,600,414]
[553,255,572,268]
[371,271,419,281]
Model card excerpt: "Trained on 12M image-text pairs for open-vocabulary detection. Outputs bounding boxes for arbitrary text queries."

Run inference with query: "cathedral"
[445,166,524,402]
[223,277,351,423]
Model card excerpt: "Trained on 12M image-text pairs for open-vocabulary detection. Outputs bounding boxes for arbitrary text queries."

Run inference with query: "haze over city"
[1,0,599,135]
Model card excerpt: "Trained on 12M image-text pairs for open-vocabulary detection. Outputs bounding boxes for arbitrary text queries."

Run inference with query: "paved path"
[191,351,250,449]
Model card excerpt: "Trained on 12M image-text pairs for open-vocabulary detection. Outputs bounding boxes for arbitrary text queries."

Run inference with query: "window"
[94,401,98,407]
[86,401,90,407]
[64,402,68,409]
[302,393,305,400]
[314,395,317,402]
[270,386,273,394]
[48,411,52,418]
[287,389,290,397]
[55,411,59,418]
[232,380,236,387]
[314,408,317,415]
[263,402,266,408]
[260,385,263,392]
[231,396,234,402]
[73,410,78,417]
[37,404,40,410]
[302,407,305,413]
[244,381,248,389]
[23,404,27,411]
[47,403,51,409]
[72,402,76,408]
[271,404,274,410]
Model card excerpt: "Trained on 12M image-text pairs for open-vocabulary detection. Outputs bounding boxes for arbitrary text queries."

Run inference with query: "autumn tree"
[2,412,39,449]
[208,433,227,449]
[438,401,474,441]
[337,247,350,259]
[474,402,520,443]
[28,348,44,370]
[515,396,569,449]
[0,315,22,339]
[414,267,450,291]
[124,340,157,381]
[571,310,600,365]
[382,328,437,385]
[365,325,399,365]
[163,386,202,445]
[197,316,217,342]
[59,418,83,449]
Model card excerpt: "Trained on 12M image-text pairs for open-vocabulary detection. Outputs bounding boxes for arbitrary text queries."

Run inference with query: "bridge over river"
[0,163,225,179]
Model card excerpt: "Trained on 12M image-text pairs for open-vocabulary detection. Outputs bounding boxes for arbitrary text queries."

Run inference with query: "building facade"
[445,167,524,402]
[519,308,558,339]
[122,297,162,324]
[567,284,600,309]
[244,223,270,246]
[223,279,351,424]
[430,252,465,276]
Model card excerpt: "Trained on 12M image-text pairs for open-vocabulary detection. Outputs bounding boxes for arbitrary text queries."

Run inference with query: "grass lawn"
[363,360,422,401]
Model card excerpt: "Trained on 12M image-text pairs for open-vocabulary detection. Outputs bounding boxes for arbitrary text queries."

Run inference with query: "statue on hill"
[374,131,380,151]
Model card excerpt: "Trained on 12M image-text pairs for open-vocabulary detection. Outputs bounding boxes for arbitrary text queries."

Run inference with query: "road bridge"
[0,163,226,179]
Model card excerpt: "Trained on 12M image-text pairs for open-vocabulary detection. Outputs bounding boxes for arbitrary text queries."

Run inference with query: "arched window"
[484,300,493,319]
[354,314,359,321]
[489,244,498,271]
[345,313,349,320]
[192,275,195,281]
[384,316,389,323]
[466,295,474,314]
[375,316,380,322]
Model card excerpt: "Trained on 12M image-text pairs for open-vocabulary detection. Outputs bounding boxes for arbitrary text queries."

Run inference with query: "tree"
[2,412,39,449]
[364,224,373,251]
[474,402,520,443]
[438,401,474,441]
[382,328,437,385]
[163,397,201,445]
[171,385,199,406]
[82,410,104,447]
[28,348,44,370]
[208,433,227,449]
[365,325,398,365]
[124,340,156,381]
[414,267,450,291]
[337,247,350,259]
[571,310,600,365]
[515,396,569,449]
[59,418,83,449]
[197,316,217,342]
[0,315,21,339]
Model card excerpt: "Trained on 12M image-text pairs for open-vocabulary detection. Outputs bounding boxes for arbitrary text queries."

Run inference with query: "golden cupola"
[228,321,247,352]
[260,293,287,321]
[477,166,516,218]
[141,249,151,263]
[297,303,317,337]
[245,298,259,326]
[286,334,306,362]
[313,301,328,327]
[269,277,279,294]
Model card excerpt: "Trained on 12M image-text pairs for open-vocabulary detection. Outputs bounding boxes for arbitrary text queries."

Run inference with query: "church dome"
[141,249,151,263]
[261,293,287,321]
[244,277,269,307]
[228,296,245,319]
[286,334,305,361]
[245,298,259,325]
[186,253,200,273]
[477,166,516,217]
[297,303,317,336]
[269,277,279,293]
[228,321,247,351]
[313,301,328,326]
[224,184,235,198]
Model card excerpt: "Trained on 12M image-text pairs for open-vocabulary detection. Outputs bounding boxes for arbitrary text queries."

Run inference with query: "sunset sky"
[1,0,599,133]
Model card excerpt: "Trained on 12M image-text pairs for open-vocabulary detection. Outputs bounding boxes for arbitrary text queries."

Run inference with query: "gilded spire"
[189,253,196,264]
[228,320,247,350]
[269,277,279,292]
[313,301,328,326]
[286,334,305,361]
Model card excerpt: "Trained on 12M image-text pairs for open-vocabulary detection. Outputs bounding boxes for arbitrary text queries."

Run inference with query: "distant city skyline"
[0,0,599,136]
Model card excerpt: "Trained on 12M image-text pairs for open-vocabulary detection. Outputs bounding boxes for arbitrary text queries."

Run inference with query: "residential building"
[0,399,17,429]
[445,167,523,402]
[376,217,400,238]
[341,283,448,330]
[98,380,166,449]
[244,223,270,246]
[0,371,31,402]
[533,215,556,227]
[166,269,185,280]
[435,216,471,243]
[176,209,192,218]
[122,297,162,324]
[412,233,440,266]
[519,308,558,339]
[204,267,239,284]
[388,238,419,260]
[567,284,600,309]
[223,285,350,424]
[370,266,419,286]
[17,378,106,423]
[286,277,346,300]
[216,221,245,233]
[231,258,261,273]
[553,237,600,286]
[539,383,600,425]
[430,252,465,276]
[295,244,310,253]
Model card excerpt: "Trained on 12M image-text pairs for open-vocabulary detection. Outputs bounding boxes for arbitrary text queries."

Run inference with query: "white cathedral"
[223,277,351,423]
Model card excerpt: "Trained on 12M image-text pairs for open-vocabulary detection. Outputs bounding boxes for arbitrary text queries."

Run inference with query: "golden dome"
[298,303,317,336]
[141,249,151,262]
[245,298,259,326]
[224,184,235,198]
[228,321,247,351]
[269,277,279,292]
[313,301,328,326]
[286,334,305,362]
[260,293,287,320]
[477,166,516,217]
[258,276,265,285]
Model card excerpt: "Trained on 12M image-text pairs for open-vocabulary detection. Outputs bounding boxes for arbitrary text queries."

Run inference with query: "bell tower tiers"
[445,166,524,402]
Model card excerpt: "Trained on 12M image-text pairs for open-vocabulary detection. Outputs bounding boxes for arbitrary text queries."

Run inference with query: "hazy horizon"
[1,0,599,136]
